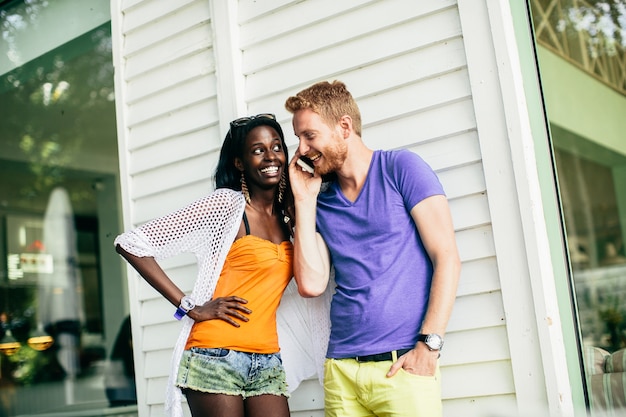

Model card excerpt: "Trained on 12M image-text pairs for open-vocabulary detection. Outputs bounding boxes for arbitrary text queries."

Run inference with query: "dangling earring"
[278,172,291,224]
[240,172,251,204]
[277,171,286,204]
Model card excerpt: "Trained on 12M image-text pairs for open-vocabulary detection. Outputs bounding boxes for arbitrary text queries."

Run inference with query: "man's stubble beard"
[317,137,348,176]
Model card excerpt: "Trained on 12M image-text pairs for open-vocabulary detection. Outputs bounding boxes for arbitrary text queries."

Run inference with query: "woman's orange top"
[185,235,293,353]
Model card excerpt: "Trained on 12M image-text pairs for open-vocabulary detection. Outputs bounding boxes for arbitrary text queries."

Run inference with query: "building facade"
[0,0,625,416]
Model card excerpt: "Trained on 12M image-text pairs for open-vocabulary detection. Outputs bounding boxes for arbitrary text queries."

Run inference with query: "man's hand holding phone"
[296,155,315,174]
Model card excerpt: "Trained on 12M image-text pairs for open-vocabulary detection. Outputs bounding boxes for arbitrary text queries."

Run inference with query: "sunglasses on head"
[230,113,276,129]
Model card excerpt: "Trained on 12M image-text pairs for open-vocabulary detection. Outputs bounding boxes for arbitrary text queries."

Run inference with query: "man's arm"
[288,154,331,297]
[413,194,461,339]
[387,194,461,377]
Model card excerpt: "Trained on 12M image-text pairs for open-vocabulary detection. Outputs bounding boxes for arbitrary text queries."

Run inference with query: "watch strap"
[173,295,195,320]
[173,307,187,320]
[417,333,444,351]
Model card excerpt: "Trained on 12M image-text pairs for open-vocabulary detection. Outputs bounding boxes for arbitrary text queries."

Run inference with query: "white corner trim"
[109,1,147,416]
[459,0,575,415]
[484,2,574,414]
[209,0,247,136]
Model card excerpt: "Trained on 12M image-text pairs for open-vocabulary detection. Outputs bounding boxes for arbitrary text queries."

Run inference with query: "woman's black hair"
[214,117,295,231]
[215,117,286,189]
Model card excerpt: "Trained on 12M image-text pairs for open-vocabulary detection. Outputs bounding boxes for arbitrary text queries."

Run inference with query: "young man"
[286,80,461,417]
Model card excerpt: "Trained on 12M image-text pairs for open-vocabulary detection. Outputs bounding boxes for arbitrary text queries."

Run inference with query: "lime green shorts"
[323,356,442,417]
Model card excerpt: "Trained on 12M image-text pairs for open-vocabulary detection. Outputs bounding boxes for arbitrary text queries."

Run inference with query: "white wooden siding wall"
[112,0,220,416]
[111,0,566,416]
[458,2,574,415]
[236,0,517,416]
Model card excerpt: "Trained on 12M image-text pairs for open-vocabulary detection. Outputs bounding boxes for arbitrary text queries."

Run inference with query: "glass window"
[0,2,134,415]
[530,0,626,414]
[530,0,626,94]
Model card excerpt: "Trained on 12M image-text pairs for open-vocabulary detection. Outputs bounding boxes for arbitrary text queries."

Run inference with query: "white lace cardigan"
[114,188,330,417]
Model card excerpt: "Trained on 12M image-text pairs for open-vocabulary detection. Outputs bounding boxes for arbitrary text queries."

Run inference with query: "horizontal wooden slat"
[139,271,196,316]
[242,1,459,75]
[443,394,518,417]
[144,352,175,382]
[121,0,145,11]
[359,71,471,125]
[144,349,173,379]
[238,0,294,21]
[130,154,213,197]
[124,1,210,55]
[449,193,491,232]
[442,326,511,366]
[288,379,324,412]
[447,291,505,332]
[131,181,214,224]
[410,131,482,172]
[365,99,477,157]
[123,0,198,33]
[442,360,515,399]
[455,225,496,263]
[439,162,486,200]
[146,375,169,406]
[128,99,217,149]
[244,7,462,91]
[157,263,197,292]
[146,403,174,417]
[130,153,217,199]
[239,0,371,42]
[126,53,215,103]
[134,261,196,301]
[142,321,181,352]
[449,192,491,231]
[127,76,217,126]
[290,412,324,417]
[457,257,501,297]
[125,24,212,79]
[138,264,198,300]
[135,279,163,303]
[324,37,468,102]
[128,130,217,177]
[249,39,470,122]
[130,127,222,174]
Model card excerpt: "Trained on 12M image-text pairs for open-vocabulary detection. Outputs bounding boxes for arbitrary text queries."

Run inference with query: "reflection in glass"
[555,142,626,349]
[530,0,626,414]
[552,131,626,415]
[0,3,128,414]
[0,331,21,356]
[530,0,626,94]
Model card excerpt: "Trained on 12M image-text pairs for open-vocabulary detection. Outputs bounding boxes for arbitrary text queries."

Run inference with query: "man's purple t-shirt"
[316,149,445,358]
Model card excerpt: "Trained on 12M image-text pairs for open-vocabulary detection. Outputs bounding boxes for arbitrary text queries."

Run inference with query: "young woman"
[115,114,296,417]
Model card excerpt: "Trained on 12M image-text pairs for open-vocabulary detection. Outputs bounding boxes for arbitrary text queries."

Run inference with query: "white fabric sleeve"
[114,188,244,260]
[277,270,334,391]
[114,188,246,417]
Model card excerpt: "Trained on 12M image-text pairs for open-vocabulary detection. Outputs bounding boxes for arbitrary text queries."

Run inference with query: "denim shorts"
[175,347,289,399]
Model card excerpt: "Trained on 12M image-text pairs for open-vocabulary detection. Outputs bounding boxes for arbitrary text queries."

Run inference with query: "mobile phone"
[296,156,315,174]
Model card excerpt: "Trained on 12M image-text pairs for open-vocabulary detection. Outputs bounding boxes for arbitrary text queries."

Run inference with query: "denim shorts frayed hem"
[175,348,290,400]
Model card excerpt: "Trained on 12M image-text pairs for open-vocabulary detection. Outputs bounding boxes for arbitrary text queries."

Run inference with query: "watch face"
[426,334,443,350]
[180,296,196,311]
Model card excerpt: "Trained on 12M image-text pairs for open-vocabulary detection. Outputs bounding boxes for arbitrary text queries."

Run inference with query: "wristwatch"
[417,333,444,351]
[174,295,196,320]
